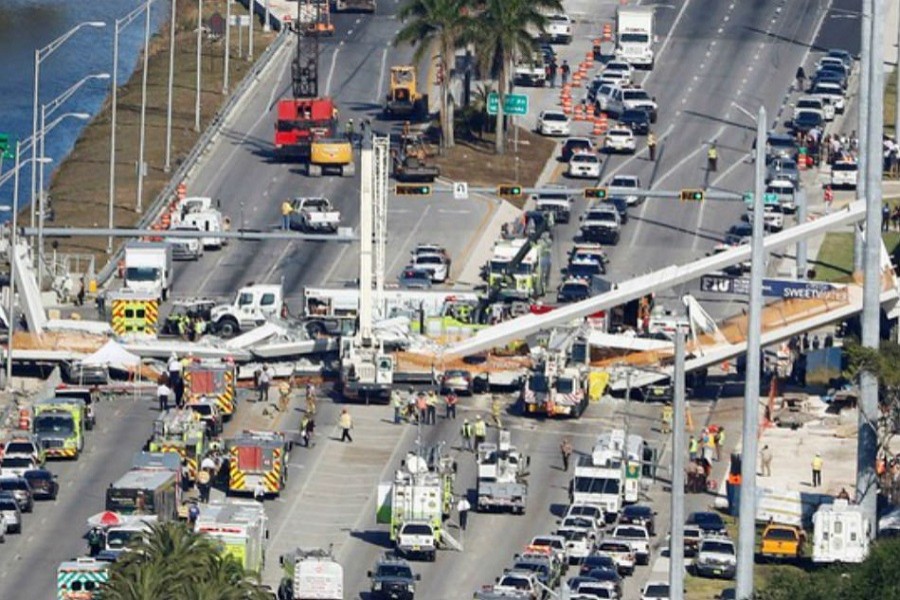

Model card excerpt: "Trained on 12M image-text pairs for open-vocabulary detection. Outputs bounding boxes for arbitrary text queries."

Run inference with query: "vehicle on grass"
[641,581,671,600]
[562,138,596,162]
[289,197,341,233]
[568,152,602,178]
[611,524,651,565]
[22,468,58,501]
[0,492,23,533]
[536,110,571,136]
[608,175,642,205]
[831,160,858,189]
[368,554,419,600]
[595,539,636,575]
[603,127,637,154]
[619,504,656,536]
[619,108,651,135]
[695,535,737,579]
[687,511,727,535]
[760,523,806,561]
[0,476,34,513]
[440,369,473,395]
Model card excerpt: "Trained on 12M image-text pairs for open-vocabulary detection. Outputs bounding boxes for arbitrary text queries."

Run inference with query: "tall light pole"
[670,328,686,600]
[249,0,255,60]
[109,3,148,254]
[136,0,154,214]
[224,0,232,93]
[37,110,92,288]
[31,21,106,233]
[735,105,766,600]
[165,0,177,173]
[895,0,900,141]
[855,2,872,275]
[196,0,203,132]
[858,0,885,534]
[6,142,53,389]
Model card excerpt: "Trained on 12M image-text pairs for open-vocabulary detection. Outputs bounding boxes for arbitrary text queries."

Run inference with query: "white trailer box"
[812,499,870,564]
[123,241,173,300]
[615,6,656,68]
[293,554,344,600]
[194,499,268,574]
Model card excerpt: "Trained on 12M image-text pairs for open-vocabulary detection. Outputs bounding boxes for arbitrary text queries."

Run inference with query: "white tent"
[83,340,142,371]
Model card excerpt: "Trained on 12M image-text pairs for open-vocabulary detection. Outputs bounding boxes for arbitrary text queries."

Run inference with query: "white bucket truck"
[209,283,285,338]
[593,429,645,504]
[123,241,173,301]
[615,6,656,69]
[812,499,870,564]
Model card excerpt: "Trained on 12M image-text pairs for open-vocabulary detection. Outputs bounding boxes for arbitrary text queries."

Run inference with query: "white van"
[182,210,225,250]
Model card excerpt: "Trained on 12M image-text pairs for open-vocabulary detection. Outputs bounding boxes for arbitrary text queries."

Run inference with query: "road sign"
[743,192,780,205]
[700,274,749,295]
[453,181,469,200]
[487,93,529,116]
[230,15,252,26]
[700,275,847,301]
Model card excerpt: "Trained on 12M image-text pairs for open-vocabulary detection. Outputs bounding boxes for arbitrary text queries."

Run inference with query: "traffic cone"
[177,182,187,200]
[574,103,585,121]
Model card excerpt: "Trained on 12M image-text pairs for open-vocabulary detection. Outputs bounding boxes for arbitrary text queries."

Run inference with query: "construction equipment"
[520,351,589,418]
[147,409,208,482]
[56,557,109,600]
[391,132,440,182]
[32,397,87,459]
[183,358,238,420]
[476,429,529,514]
[279,547,344,600]
[108,289,160,336]
[226,430,290,497]
[194,500,268,575]
[297,0,335,36]
[383,66,427,119]
[334,0,377,12]
[309,137,355,177]
[105,452,182,521]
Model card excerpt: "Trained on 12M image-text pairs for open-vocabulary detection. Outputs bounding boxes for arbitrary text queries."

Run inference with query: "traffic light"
[0,133,11,160]
[395,184,432,196]
[584,187,608,200]
[680,189,705,202]
[497,185,523,198]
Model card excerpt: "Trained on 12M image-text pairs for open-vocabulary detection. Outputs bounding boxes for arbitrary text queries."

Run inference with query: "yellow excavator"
[309,136,354,177]
[383,66,428,119]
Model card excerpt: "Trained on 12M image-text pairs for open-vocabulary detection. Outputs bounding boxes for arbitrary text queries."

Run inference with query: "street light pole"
[670,328,686,600]
[735,105,766,600]
[855,0,872,274]
[249,0,255,60]
[136,0,153,214]
[224,0,231,93]
[196,0,203,132]
[859,0,885,534]
[164,0,177,173]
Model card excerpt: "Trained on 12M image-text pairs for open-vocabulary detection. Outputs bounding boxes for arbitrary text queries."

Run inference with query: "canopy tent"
[82,340,141,370]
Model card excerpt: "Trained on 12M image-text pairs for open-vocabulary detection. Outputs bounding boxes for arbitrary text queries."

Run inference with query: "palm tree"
[472,0,562,154]
[395,0,473,148]
[101,522,270,600]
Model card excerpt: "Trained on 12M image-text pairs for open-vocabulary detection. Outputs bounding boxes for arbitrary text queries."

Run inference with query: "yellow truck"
[760,523,806,561]
[147,409,207,482]
[384,66,427,119]
[32,398,86,459]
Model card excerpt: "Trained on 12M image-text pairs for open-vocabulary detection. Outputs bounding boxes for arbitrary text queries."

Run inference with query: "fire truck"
[183,358,237,420]
[226,431,290,497]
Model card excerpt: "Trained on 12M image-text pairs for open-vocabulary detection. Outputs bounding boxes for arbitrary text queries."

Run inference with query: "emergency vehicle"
[226,431,290,497]
[487,238,552,301]
[108,288,160,336]
[195,499,268,574]
[32,397,87,459]
[105,452,181,521]
[147,409,208,482]
[520,351,588,418]
[183,358,237,419]
[56,557,108,600]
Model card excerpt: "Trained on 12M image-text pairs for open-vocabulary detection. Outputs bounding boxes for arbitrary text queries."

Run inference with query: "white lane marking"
[645,0,694,86]
[386,205,432,275]
[602,122,677,183]
[653,124,728,189]
[264,239,295,282]
[320,244,350,286]
[375,47,389,103]
[325,46,341,96]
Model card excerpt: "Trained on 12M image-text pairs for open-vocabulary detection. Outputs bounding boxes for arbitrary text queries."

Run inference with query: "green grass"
[887,68,897,138]
[812,231,900,283]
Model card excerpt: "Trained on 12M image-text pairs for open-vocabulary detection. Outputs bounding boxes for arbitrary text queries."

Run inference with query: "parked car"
[619,505,656,536]
[765,132,798,163]
[562,138,596,162]
[397,267,433,289]
[411,253,449,283]
[602,197,629,224]
[557,279,592,304]
[608,175,642,206]
[568,152,602,179]
[619,108,651,135]
[440,369,473,395]
[641,581,671,600]
[0,455,37,478]
[604,127,637,154]
[537,110,572,137]
[766,158,799,188]
[22,468,59,501]
[0,476,34,513]
[791,109,824,134]
[686,511,727,535]
[830,160,858,189]
[0,492,23,534]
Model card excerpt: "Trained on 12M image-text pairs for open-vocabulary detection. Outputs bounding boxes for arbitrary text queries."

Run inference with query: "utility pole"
[670,329,686,600]
[136,0,152,214]
[855,0,872,275]
[164,0,177,173]
[195,0,203,132]
[796,189,808,278]
[858,0,884,535]
[224,0,231,93]
[735,105,766,600]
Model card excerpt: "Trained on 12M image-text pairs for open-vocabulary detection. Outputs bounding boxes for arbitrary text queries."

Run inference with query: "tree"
[844,339,900,465]
[101,522,270,600]
[394,0,473,149]
[471,0,562,154]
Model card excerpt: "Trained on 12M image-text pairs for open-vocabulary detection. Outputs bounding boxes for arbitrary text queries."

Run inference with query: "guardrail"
[96,29,290,286]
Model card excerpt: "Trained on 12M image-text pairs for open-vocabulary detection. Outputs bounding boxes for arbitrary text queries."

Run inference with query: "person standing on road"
[689,435,699,462]
[823,184,834,214]
[426,390,438,425]
[714,427,725,462]
[95,291,107,319]
[560,60,570,86]
[197,468,211,503]
[281,199,293,230]
[461,419,474,452]
[490,396,503,429]
[707,143,718,172]
[167,353,183,389]
[647,132,657,162]
[811,453,823,487]
[549,60,557,88]
[560,438,573,471]
[87,527,104,557]
[188,501,200,526]
[473,415,487,450]
[304,415,316,447]
[416,392,427,424]
[661,404,673,434]
[345,119,354,142]
[760,445,773,477]
[339,408,353,443]
[257,364,272,403]
[795,66,806,91]
[157,380,172,411]
[883,203,891,232]
[254,481,267,502]
[445,392,458,420]
[457,496,471,531]
[391,389,404,424]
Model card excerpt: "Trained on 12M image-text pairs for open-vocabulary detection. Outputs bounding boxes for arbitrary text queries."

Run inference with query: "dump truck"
[105,452,182,521]
[183,358,238,419]
[309,137,355,177]
[384,66,427,118]
[195,499,268,575]
[278,547,344,600]
[476,429,529,514]
[33,397,87,459]
[56,557,109,600]
[147,409,208,482]
[226,430,290,497]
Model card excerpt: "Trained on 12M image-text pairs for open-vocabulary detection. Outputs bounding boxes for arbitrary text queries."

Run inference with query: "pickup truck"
[542,13,573,44]
[611,524,651,565]
[534,189,573,224]
[580,207,621,245]
[514,54,546,87]
[290,197,341,233]
[396,521,437,562]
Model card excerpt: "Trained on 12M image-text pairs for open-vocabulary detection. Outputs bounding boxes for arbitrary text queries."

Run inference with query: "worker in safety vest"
[661,405,673,434]
[281,200,293,230]
[391,390,404,424]
[688,436,699,462]
[647,132,657,162]
[811,453,823,487]
[707,143,718,171]
[473,415,487,450]
[426,391,438,425]
[460,419,473,451]
[490,397,503,429]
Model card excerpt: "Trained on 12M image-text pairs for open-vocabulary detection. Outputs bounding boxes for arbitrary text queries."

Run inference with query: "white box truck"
[123,241,173,301]
[615,6,656,69]
[194,499,268,575]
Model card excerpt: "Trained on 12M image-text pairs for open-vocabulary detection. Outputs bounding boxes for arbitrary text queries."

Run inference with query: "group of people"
[684,427,727,493]
[542,58,570,88]
[157,353,189,410]
[391,388,463,425]
[168,311,208,341]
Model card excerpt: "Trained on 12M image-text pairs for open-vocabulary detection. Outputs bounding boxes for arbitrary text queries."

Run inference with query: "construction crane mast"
[292,1,320,99]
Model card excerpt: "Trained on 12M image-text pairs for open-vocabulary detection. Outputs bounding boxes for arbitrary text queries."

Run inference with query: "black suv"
[369,555,419,600]
[619,108,651,135]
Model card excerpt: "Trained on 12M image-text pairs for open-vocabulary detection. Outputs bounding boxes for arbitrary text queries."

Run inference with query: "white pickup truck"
[291,197,341,233]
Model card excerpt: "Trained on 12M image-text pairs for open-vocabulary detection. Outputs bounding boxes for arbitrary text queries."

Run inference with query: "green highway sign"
[743,192,780,205]
[487,93,529,116]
